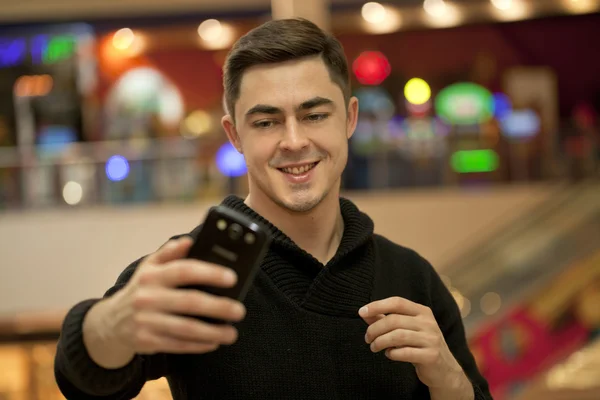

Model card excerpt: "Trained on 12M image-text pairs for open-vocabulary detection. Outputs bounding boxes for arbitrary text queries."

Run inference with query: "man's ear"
[221,114,243,154]
[346,96,359,140]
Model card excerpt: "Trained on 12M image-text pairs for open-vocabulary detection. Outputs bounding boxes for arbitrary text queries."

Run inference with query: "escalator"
[440,181,600,400]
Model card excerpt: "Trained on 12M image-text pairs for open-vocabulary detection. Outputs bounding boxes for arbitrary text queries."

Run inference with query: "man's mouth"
[278,162,319,175]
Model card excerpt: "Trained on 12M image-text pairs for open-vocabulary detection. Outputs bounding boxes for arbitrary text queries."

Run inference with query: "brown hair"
[223,18,351,117]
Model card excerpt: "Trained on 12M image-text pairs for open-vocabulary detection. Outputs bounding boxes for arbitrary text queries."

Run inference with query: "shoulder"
[371,234,440,304]
[372,234,436,275]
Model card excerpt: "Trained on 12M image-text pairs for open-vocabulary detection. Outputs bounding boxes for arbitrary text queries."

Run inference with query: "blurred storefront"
[0,2,599,212]
[1,1,600,399]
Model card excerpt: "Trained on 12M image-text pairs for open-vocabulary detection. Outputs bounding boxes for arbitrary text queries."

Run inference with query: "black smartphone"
[184,205,271,302]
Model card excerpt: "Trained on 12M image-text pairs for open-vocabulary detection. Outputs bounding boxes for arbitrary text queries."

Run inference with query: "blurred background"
[0,0,599,399]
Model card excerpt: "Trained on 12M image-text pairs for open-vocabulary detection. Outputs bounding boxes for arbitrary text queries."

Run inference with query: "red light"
[352,51,391,86]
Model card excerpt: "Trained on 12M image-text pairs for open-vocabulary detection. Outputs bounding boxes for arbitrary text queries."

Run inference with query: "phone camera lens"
[228,223,243,240]
[244,232,255,244]
[216,219,227,231]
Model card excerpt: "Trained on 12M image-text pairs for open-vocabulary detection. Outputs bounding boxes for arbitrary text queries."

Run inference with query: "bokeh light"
[354,87,395,119]
[490,0,530,21]
[62,181,83,205]
[435,82,494,125]
[37,125,77,154]
[480,292,502,315]
[423,0,447,17]
[500,109,541,140]
[216,142,247,177]
[182,110,213,139]
[197,19,223,42]
[112,28,135,50]
[105,155,130,182]
[197,19,236,50]
[404,78,431,106]
[451,149,499,173]
[361,2,387,24]
[492,92,512,119]
[490,0,512,10]
[353,51,391,86]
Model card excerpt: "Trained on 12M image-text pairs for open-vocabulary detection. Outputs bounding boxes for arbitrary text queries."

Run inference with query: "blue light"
[31,35,49,65]
[106,155,130,181]
[38,125,77,154]
[0,38,26,68]
[500,109,541,140]
[216,142,247,177]
[493,93,512,120]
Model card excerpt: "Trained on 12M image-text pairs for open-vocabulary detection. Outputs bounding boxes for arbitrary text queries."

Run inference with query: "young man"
[54,18,492,400]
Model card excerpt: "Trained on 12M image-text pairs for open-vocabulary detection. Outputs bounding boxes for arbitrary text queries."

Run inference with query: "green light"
[44,35,76,64]
[435,82,494,125]
[451,149,499,173]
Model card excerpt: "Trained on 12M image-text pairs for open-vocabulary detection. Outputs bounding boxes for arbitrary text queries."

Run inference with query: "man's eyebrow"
[244,97,335,119]
[245,104,282,118]
[296,96,334,111]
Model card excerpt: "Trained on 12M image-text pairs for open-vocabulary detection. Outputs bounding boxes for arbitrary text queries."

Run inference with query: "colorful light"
[197,20,236,50]
[14,75,54,97]
[63,181,83,205]
[354,87,395,119]
[451,149,499,173]
[423,0,448,17]
[106,155,130,181]
[361,2,387,24]
[0,38,26,68]
[45,35,76,64]
[500,109,540,139]
[198,20,223,42]
[112,28,135,50]
[38,125,76,153]
[216,142,247,177]
[182,110,213,138]
[352,51,391,86]
[435,82,494,125]
[493,93,512,119]
[490,0,512,10]
[30,34,77,65]
[404,78,431,106]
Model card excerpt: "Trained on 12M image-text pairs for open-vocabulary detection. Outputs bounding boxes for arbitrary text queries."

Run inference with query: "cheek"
[243,139,275,167]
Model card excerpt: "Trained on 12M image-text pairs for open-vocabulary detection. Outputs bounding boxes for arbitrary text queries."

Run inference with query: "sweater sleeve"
[54,257,170,399]
[425,260,494,400]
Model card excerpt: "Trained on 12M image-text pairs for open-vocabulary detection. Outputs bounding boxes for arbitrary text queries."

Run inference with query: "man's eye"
[253,120,276,129]
[305,113,329,122]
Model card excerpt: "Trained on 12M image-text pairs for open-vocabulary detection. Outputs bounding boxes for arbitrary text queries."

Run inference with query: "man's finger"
[148,237,194,265]
[369,329,432,353]
[361,313,385,326]
[365,314,422,344]
[359,297,422,319]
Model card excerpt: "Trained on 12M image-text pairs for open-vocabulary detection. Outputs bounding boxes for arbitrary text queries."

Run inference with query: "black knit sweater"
[54,196,492,399]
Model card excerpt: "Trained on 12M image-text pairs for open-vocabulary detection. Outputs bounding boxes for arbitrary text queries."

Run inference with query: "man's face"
[222,56,358,213]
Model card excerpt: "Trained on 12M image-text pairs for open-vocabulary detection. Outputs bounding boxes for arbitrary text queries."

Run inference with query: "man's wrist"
[429,371,474,400]
[83,297,136,369]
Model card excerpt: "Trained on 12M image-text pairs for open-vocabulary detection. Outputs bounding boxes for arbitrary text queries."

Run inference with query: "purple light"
[0,38,26,68]
[105,155,130,182]
[31,35,49,65]
[216,142,247,177]
[493,93,512,120]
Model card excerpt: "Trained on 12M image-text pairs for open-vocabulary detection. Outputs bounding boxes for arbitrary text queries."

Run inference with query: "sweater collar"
[220,195,374,266]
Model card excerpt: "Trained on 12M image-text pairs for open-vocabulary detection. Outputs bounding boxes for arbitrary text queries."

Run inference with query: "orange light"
[112,28,135,50]
[14,75,53,97]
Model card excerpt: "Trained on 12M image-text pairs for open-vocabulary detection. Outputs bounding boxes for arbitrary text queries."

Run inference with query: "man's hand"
[83,237,246,369]
[359,297,474,399]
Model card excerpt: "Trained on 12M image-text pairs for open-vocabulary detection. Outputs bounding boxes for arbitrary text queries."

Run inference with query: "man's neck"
[244,189,344,265]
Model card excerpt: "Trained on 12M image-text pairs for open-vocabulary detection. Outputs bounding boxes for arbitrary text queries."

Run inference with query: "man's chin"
[276,191,324,214]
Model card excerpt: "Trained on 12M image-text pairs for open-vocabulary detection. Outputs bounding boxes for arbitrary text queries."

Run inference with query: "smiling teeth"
[281,163,316,175]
